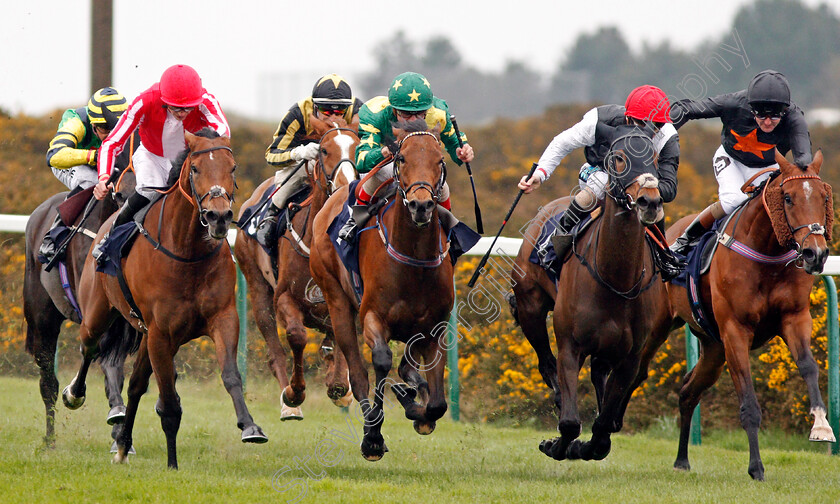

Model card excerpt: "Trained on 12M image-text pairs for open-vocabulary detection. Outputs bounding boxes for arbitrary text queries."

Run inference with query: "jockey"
[669,69,812,255]
[255,74,364,246]
[518,85,683,278]
[39,87,128,261]
[92,64,230,232]
[337,71,474,243]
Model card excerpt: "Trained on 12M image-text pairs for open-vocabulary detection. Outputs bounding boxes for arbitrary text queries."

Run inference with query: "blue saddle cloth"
[95,221,140,277]
[527,209,592,284]
[669,222,721,341]
[327,180,481,301]
[236,184,312,255]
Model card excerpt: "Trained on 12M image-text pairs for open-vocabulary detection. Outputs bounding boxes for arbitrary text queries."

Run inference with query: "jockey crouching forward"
[518,85,683,280]
[255,74,364,246]
[337,71,474,243]
[668,70,813,255]
[38,87,128,262]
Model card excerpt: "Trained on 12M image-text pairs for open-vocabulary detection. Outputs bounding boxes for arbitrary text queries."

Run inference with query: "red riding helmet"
[160,64,204,108]
[625,85,671,124]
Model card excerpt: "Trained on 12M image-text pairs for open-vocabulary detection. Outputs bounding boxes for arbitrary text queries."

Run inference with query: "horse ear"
[774,149,792,171]
[185,131,197,149]
[349,115,360,131]
[392,126,407,141]
[811,149,823,174]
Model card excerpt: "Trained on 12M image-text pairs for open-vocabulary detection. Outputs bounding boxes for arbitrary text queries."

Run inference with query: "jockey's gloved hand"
[291,143,320,162]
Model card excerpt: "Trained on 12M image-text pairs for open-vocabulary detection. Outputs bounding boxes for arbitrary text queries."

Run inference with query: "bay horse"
[234,115,358,420]
[310,123,453,461]
[23,145,140,449]
[632,150,833,481]
[510,127,672,462]
[62,129,267,469]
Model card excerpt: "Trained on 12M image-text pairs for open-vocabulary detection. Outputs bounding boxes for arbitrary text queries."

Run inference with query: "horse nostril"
[801,248,816,262]
[223,209,234,223]
[424,200,435,211]
[205,210,219,222]
[407,200,418,212]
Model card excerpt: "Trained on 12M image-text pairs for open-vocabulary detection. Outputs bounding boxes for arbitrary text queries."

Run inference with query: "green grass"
[2,374,840,503]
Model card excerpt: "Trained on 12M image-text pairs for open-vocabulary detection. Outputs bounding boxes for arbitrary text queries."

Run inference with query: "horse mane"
[763,172,834,245]
[169,128,221,187]
[393,118,430,134]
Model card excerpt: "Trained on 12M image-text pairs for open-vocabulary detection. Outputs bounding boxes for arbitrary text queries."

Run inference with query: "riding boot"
[669,205,717,256]
[549,200,589,261]
[255,202,282,247]
[338,202,374,244]
[92,193,150,263]
[39,185,85,263]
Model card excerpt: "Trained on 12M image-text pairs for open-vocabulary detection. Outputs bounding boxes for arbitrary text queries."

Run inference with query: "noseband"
[393,131,447,203]
[187,145,236,227]
[314,126,358,196]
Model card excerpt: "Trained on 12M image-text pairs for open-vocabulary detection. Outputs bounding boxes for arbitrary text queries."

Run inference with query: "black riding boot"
[548,200,588,260]
[649,218,685,282]
[255,202,281,247]
[38,185,85,262]
[669,215,711,256]
[92,192,150,263]
[338,203,374,244]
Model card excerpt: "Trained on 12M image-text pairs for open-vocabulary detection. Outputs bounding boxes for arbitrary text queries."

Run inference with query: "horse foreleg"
[781,313,836,442]
[412,336,448,434]
[512,283,558,393]
[28,316,61,448]
[540,336,582,461]
[250,279,291,403]
[114,337,152,464]
[321,330,352,408]
[590,357,610,413]
[360,311,390,461]
[146,328,183,469]
[210,312,268,446]
[675,339,725,472]
[277,294,307,409]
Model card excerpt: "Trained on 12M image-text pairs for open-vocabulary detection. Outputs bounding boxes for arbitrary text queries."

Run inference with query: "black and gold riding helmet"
[87,87,128,130]
[312,74,354,112]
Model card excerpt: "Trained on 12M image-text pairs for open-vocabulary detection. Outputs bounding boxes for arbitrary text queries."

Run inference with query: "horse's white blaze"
[636,173,659,189]
[209,152,214,160]
[803,180,813,199]
[809,406,836,442]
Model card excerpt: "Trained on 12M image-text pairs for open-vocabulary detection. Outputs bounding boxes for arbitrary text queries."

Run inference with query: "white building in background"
[256,71,360,121]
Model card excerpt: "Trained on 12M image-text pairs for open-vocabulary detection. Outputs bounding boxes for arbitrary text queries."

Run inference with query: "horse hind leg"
[27,315,61,448]
[540,341,582,461]
[511,283,559,393]
[278,301,307,409]
[113,338,153,464]
[321,331,352,408]
[63,288,113,410]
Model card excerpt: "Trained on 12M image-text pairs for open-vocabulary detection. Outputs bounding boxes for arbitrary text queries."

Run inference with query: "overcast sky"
[4,0,838,120]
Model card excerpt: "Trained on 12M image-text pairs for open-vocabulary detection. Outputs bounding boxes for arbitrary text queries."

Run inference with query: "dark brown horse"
[23,154,140,449]
[235,115,358,420]
[310,124,453,461]
[63,129,267,469]
[510,129,672,462]
[633,150,833,480]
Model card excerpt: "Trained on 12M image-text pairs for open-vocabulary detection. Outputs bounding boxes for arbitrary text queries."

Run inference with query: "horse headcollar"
[393,131,447,202]
[187,145,235,227]
[604,131,656,210]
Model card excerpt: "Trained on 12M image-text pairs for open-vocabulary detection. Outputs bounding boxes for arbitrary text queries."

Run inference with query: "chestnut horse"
[633,150,833,481]
[23,153,139,449]
[235,115,358,420]
[310,124,453,461]
[63,129,267,469]
[510,128,672,462]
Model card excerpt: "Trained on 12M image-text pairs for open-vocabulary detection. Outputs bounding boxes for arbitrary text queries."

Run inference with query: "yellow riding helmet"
[88,87,128,130]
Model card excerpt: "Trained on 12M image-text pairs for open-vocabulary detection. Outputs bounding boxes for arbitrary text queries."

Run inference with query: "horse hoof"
[107,405,127,425]
[566,440,584,460]
[112,452,129,464]
[673,459,691,472]
[413,420,436,435]
[110,440,136,455]
[809,425,836,442]
[361,438,388,461]
[332,390,353,408]
[62,384,85,410]
[280,402,304,421]
[281,386,305,408]
[539,437,566,461]
[242,425,269,444]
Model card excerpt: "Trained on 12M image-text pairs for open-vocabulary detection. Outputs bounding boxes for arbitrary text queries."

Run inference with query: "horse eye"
[784,194,792,204]
[190,165,198,173]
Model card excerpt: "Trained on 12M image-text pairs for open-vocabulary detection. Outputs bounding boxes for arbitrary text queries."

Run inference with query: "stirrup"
[92,233,109,264]
[338,218,358,243]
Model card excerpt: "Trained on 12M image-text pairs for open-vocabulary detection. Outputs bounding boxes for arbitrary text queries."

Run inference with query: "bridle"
[184,145,236,228]
[761,171,829,259]
[603,132,656,213]
[313,126,358,196]
[393,131,447,204]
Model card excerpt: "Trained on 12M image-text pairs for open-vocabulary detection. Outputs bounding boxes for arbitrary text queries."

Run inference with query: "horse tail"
[96,317,142,366]
[505,291,520,327]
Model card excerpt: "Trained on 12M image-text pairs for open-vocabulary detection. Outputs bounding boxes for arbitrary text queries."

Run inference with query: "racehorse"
[62,129,267,469]
[234,115,358,420]
[310,122,454,461]
[23,144,140,449]
[509,127,671,462]
[632,150,833,481]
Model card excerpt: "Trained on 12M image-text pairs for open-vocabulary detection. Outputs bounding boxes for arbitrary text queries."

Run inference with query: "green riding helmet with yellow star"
[388,72,434,112]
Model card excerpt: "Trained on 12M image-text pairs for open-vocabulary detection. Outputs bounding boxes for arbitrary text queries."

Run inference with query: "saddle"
[237,184,312,256]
